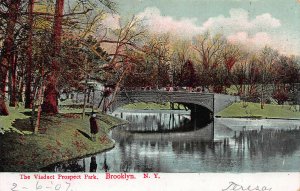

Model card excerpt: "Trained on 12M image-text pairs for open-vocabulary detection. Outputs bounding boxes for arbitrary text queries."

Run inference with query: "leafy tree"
[0,0,22,115]
[180,60,197,88]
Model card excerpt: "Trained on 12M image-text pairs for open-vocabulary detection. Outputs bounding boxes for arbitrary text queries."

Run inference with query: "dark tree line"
[0,0,117,118]
[122,33,300,105]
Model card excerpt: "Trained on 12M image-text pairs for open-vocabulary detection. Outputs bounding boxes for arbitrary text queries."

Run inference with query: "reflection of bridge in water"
[112,122,215,142]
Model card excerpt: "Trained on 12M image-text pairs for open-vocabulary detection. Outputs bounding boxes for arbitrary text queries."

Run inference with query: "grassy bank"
[0,107,126,172]
[217,102,300,119]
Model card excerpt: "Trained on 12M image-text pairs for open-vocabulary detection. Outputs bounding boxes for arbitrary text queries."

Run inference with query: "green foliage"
[217,102,300,119]
[0,106,31,134]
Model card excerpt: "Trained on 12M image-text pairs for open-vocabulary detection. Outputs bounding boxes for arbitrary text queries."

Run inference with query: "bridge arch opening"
[112,101,213,129]
[111,90,215,129]
[181,103,213,128]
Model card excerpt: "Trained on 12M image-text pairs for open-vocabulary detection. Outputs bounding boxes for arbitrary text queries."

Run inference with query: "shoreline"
[42,119,131,171]
[215,116,300,121]
[0,112,127,172]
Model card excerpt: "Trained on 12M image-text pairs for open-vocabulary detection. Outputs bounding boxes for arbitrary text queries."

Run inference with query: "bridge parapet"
[111,90,215,112]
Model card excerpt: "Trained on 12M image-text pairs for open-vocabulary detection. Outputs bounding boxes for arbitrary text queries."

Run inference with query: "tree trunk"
[0,0,21,115]
[87,88,91,103]
[97,96,104,109]
[32,66,45,133]
[0,98,9,115]
[0,63,8,115]
[105,65,130,112]
[261,72,265,109]
[82,78,88,119]
[9,51,17,107]
[42,0,64,114]
[25,0,34,109]
[34,84,45,134]
[0,77,8,115]
[92,89,95,112]
[18,73,24,103]
[261,84,264,109]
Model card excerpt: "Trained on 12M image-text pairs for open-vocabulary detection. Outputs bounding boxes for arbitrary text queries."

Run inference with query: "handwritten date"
[11,181,74,191]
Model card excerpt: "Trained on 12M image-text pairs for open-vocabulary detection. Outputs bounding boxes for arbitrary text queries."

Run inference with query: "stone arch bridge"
[112,91,214,112]
[111,90,238,115]
[109,90,239,131]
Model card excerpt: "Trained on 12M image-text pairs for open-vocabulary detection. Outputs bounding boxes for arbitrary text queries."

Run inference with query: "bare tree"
[171,39,192,87]
[78,16,146,112]
[143,34,171,89]
[258,46,279,109]
[192,32,226,88]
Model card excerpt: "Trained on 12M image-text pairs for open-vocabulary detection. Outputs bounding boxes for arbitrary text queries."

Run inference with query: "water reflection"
[90,156,97,172]
[43,160,85,172]
[102,154,109,172]
[234,127,300,158]
[114,111,196,133]
[42,112,300,172]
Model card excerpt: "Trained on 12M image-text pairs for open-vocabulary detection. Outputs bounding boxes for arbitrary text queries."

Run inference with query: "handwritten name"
[222,181,272,191]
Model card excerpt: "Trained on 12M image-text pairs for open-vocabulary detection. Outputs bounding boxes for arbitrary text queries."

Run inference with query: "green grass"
[0,106,32,134]
[121,102,185,110]
[0,107,127,172]
[217,102,300,119]
[225,85,239,95]
[0,106,97,134]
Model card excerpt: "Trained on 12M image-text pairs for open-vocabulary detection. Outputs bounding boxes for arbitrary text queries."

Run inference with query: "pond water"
[43,110,300,173]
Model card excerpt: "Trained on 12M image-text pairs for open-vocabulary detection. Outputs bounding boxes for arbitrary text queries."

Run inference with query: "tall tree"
[42,0,64,114]
[258,47,279,109]
[193,32,226,87]
[180,59,197,88]
[222,43,240,84]
[41,0,116,114]
[24,0,34,108]
[143,34,171,89]
[171,39,192,87]
[0,0,22,115]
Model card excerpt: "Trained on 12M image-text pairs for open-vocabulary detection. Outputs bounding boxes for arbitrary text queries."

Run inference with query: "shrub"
[272,89,289,105]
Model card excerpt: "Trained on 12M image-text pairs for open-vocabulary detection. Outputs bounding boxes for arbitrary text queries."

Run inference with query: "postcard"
[0,0,300,190]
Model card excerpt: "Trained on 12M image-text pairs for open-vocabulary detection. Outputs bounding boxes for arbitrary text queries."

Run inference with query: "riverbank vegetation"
[217,102,300,119]
[0,107,126,172]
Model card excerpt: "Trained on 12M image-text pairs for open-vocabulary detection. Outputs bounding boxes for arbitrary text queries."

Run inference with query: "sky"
[101,0,300,56]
